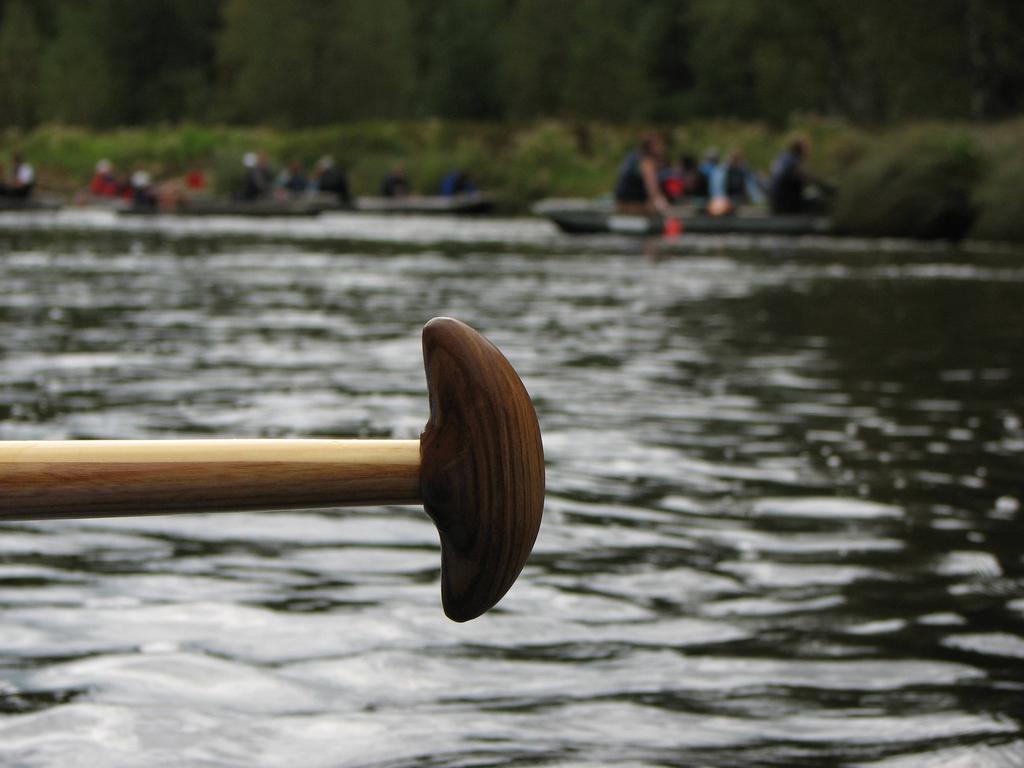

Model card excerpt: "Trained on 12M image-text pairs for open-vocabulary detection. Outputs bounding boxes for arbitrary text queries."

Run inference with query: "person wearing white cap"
[238,151,273,200]
[129,168,157,210]
[312,154,351,206]
[0,153,35,199]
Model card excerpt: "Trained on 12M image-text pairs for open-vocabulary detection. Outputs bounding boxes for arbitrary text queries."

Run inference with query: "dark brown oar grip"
[420,318,545,622]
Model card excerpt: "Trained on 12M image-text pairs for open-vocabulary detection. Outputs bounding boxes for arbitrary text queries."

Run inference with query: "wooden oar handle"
[0,318,545,622]
[0,440,421,520]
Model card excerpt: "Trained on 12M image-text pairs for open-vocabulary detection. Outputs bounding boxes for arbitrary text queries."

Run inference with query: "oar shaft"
[0,439,421,521]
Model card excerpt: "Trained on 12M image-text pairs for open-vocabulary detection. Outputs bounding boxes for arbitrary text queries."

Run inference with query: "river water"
[0,217,1022,766]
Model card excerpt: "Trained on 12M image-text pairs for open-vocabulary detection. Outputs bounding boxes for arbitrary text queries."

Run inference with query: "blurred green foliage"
[833,128,983,240]
[971,129,1024,242]
[2,0,1024,127]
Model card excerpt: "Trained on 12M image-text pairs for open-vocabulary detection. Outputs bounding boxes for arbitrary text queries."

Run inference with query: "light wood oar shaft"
[0,439,421,521]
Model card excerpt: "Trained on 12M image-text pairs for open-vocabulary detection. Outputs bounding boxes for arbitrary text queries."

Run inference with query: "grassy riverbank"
[5,118,1024,241]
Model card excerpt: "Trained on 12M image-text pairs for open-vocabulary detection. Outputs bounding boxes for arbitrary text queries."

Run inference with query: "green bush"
[832,128,981,240]
[209,146,251,196]
[971,139,1024,242]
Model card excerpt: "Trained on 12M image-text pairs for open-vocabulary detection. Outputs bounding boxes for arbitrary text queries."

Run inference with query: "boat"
[0,197,63,212]
[534,198,832,236]
[117,195,338,217]
[116,192,495,217]
[354,192,495,215]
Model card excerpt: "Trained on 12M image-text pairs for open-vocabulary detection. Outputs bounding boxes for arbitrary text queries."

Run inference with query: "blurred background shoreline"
[5,118,1023,243]
[2,1,1024,241]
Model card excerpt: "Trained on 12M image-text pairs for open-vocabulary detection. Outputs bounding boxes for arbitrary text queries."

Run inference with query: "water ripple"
[1,231,1023,765]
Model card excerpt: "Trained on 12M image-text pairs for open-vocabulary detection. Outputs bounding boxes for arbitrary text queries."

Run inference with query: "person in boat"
[768,138,834,214]
[237,152,273,201]
[381,164,411,197]
[659,153,702,203]
[185,168,206,191]
[89,159,123,197]
[659,157,684,203]
[277,160,309,196]
[256,153,275,194]
[689,148,719,200]
[129,170,157,210]
[0,153,35,199]
[681,154,701,199]
[613,133,669,214]
[312,155,351,207]
[768,139,808,214]
[439,169,477,197]
[709,150,765,214]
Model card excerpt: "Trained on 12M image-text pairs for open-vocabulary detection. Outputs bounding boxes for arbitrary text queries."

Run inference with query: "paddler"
[768,137,834,214]
[613,133,669,215]
[312,155,352,207]
[237,152,272,201]
[381,163,411,197]
[0,153,35,199]
[90,159,122,197]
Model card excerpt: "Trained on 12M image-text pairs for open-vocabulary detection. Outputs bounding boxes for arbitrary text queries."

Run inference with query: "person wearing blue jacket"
[710,150,765,206]
[439,170,477,196]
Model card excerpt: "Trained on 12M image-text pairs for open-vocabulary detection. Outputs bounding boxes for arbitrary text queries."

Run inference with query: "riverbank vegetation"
[1,1,1022,128]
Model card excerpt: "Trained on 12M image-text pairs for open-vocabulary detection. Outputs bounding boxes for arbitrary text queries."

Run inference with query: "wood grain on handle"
[0,439,421,520]
[420,318,545,622]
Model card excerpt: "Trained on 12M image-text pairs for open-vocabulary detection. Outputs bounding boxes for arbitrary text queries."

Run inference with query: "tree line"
[1,0,1022,130]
